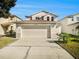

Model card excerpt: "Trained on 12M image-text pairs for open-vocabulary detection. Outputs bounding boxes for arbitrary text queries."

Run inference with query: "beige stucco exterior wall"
[16,26,22,39]
[0,18,10,24]
[51,24,61,39]
[60,18,71,34]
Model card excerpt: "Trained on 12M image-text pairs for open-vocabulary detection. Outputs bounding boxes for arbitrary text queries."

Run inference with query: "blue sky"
[10,0,79,20]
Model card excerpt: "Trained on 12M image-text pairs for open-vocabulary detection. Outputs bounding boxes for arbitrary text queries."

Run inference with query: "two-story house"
[60,13,79,35]
[16,11,61,40]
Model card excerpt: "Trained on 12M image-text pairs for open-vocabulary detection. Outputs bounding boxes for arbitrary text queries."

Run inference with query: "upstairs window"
[47,17,50,21]
[51,17,54,21]
[36,17,40,20]
[41,16,44,20]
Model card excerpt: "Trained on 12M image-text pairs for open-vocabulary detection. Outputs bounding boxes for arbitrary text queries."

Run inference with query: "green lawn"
[57,40,79,59]
[0,37,15,49]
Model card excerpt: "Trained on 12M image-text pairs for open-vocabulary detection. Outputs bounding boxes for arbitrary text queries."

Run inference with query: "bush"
[57,33,79,42]
[6,30,16,38]
[57,33,69,42]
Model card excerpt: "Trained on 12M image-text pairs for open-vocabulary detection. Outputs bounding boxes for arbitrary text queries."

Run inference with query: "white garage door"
[22,29,47,39]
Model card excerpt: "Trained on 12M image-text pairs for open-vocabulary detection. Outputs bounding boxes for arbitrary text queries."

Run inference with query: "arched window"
[47,17,50,21]
[51,17,54,21]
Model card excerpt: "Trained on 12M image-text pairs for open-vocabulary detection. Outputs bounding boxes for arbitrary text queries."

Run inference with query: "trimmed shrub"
[6,30,16,38]
[57,32,79,42]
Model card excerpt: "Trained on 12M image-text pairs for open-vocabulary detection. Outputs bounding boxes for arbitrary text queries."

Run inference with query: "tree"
[0,0,17,18]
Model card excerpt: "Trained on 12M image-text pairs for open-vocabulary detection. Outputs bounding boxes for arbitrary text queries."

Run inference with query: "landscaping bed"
[56,41,79,59]
[0,37,15,49]
[56,33,79,59]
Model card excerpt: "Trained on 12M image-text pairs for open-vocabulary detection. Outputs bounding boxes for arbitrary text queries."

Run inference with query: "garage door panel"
[22,29,47,39]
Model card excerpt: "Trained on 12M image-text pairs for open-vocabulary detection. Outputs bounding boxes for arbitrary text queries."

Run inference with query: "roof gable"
[26,11,58,18]
[10,15,23,21]
[64,13,79,19]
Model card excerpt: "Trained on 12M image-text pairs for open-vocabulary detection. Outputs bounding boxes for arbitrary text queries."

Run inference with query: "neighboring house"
[16,11,61,39]
[60,13,79,35]
[0,15,22,35]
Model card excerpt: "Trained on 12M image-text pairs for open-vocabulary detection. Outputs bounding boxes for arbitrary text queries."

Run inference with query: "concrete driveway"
[0,38,74,59]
